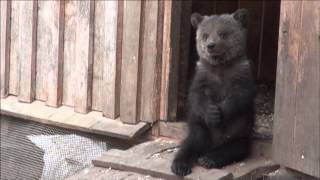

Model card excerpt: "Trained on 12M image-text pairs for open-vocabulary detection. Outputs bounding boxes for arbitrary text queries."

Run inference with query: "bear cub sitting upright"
[171,9,256,176]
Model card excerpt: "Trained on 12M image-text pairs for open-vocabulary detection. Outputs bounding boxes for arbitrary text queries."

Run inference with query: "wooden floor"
[68,139,279,180]
[0,96,150,140]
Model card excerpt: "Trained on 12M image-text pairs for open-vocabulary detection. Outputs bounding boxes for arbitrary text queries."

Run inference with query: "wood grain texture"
[273,0,302,168]
[140,0,160,123]
[63,1,94,113]
[36,1,64,107]
[274,1,320,178]
[63,0,77,106]
[160,1,182,121]
[73,0,94,113]
[177,1,192,120]
[0,0,11,98]
[291,1,319,177]
[120,1,143,124]
[9,2,20,95]
[93,0,122,119]
[18,0,38,103]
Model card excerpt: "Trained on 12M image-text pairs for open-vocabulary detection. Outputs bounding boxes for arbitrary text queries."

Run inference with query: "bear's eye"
[202,33,209,40]
[219,32,229,39]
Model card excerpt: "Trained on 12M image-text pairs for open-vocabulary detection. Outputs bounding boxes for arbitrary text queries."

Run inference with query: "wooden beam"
[18,1,38,103]
[120,1,143,124]
[139,0,161,123]
[273,0,303,172]
[73,1,94,113]
[9,2,20,95]
[160,1,182,121]
[93,1,122,119]
[0,0,11,98]
[36,1,64,107]
[63,1,77,106]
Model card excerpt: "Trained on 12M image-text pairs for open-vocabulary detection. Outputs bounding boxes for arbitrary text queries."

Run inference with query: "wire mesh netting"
[0,115,114,180]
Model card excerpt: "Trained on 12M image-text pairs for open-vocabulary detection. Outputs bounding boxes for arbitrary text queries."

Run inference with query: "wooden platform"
[86,139,279,180]
[0,96,150,140]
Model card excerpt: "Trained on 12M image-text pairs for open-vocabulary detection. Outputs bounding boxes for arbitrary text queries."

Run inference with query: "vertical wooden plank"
[257,0,281,82]
[47,1,65,107]
[160,1,182,121]
[74,0,94,113]
[63,0,94,112]
[239,0,264,76]
[63,1,77,106]
[120,1,143,124]
[92,1,105,112]
[216,0,239,14]
[140,0,161,123]
[36,1,64,106]
[273,0,302,171]
[9,2,20,96]
[0,0,11,98]
[93,0,122,119]
[292,1,319,177]
[177,1,192,120]
[18,1,38,103]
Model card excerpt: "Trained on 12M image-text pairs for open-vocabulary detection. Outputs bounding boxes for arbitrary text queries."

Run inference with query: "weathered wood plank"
[0,96,150,140]
[159,121,188,140]
[160,1,182,121]
[93,140,233,180]
[36,1,64,107]
[292,1,320,177]
[93,1,122,119]
[0,0,11,98]
[177,1,192,119]
[18,1,38,103]
[9,2,20,95]
[120,1,143,124]
[63,1,77,106]
[73,0,94,113]
[140,1,160,123]
[273,0,302,173]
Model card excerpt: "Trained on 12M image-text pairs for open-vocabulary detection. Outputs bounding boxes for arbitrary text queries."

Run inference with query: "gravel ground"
[253,83,275,140]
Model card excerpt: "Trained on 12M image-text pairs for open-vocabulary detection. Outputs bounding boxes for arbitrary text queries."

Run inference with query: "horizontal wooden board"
[0,0,11,98]
[0,96,150,140]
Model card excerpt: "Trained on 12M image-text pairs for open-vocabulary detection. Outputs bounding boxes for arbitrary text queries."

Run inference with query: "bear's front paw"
[171,159,192,176]
[198,156,217,169]
[205,104,221,127]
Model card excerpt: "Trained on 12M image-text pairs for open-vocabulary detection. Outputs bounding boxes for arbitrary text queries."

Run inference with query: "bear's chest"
[202,71,232,101]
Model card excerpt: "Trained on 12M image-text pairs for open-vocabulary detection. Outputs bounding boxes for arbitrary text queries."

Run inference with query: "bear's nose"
[207,42,216,49]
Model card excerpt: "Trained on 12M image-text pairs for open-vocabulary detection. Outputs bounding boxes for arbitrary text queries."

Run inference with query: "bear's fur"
[171,9,256,176]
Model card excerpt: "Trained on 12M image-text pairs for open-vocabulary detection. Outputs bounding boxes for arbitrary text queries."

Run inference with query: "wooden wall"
[0,0,167,124]
[273,0,320,178]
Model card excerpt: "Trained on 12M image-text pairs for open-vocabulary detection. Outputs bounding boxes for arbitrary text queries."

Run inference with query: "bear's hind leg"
[197,138,250,169]
[171,122,210,176]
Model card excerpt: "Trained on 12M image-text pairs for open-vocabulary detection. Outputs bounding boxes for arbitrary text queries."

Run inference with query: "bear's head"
[191,9,248,65]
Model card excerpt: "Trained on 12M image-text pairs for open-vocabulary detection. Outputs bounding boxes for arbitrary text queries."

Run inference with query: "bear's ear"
[233,9,249,28]
[191,13,203,28]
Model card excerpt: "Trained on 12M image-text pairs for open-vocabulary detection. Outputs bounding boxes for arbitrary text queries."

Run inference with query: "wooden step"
[92,139,279,180]
[0,96,150,140]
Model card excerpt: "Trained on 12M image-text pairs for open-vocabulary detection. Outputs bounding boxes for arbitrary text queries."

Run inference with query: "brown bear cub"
[171,9,256,176]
